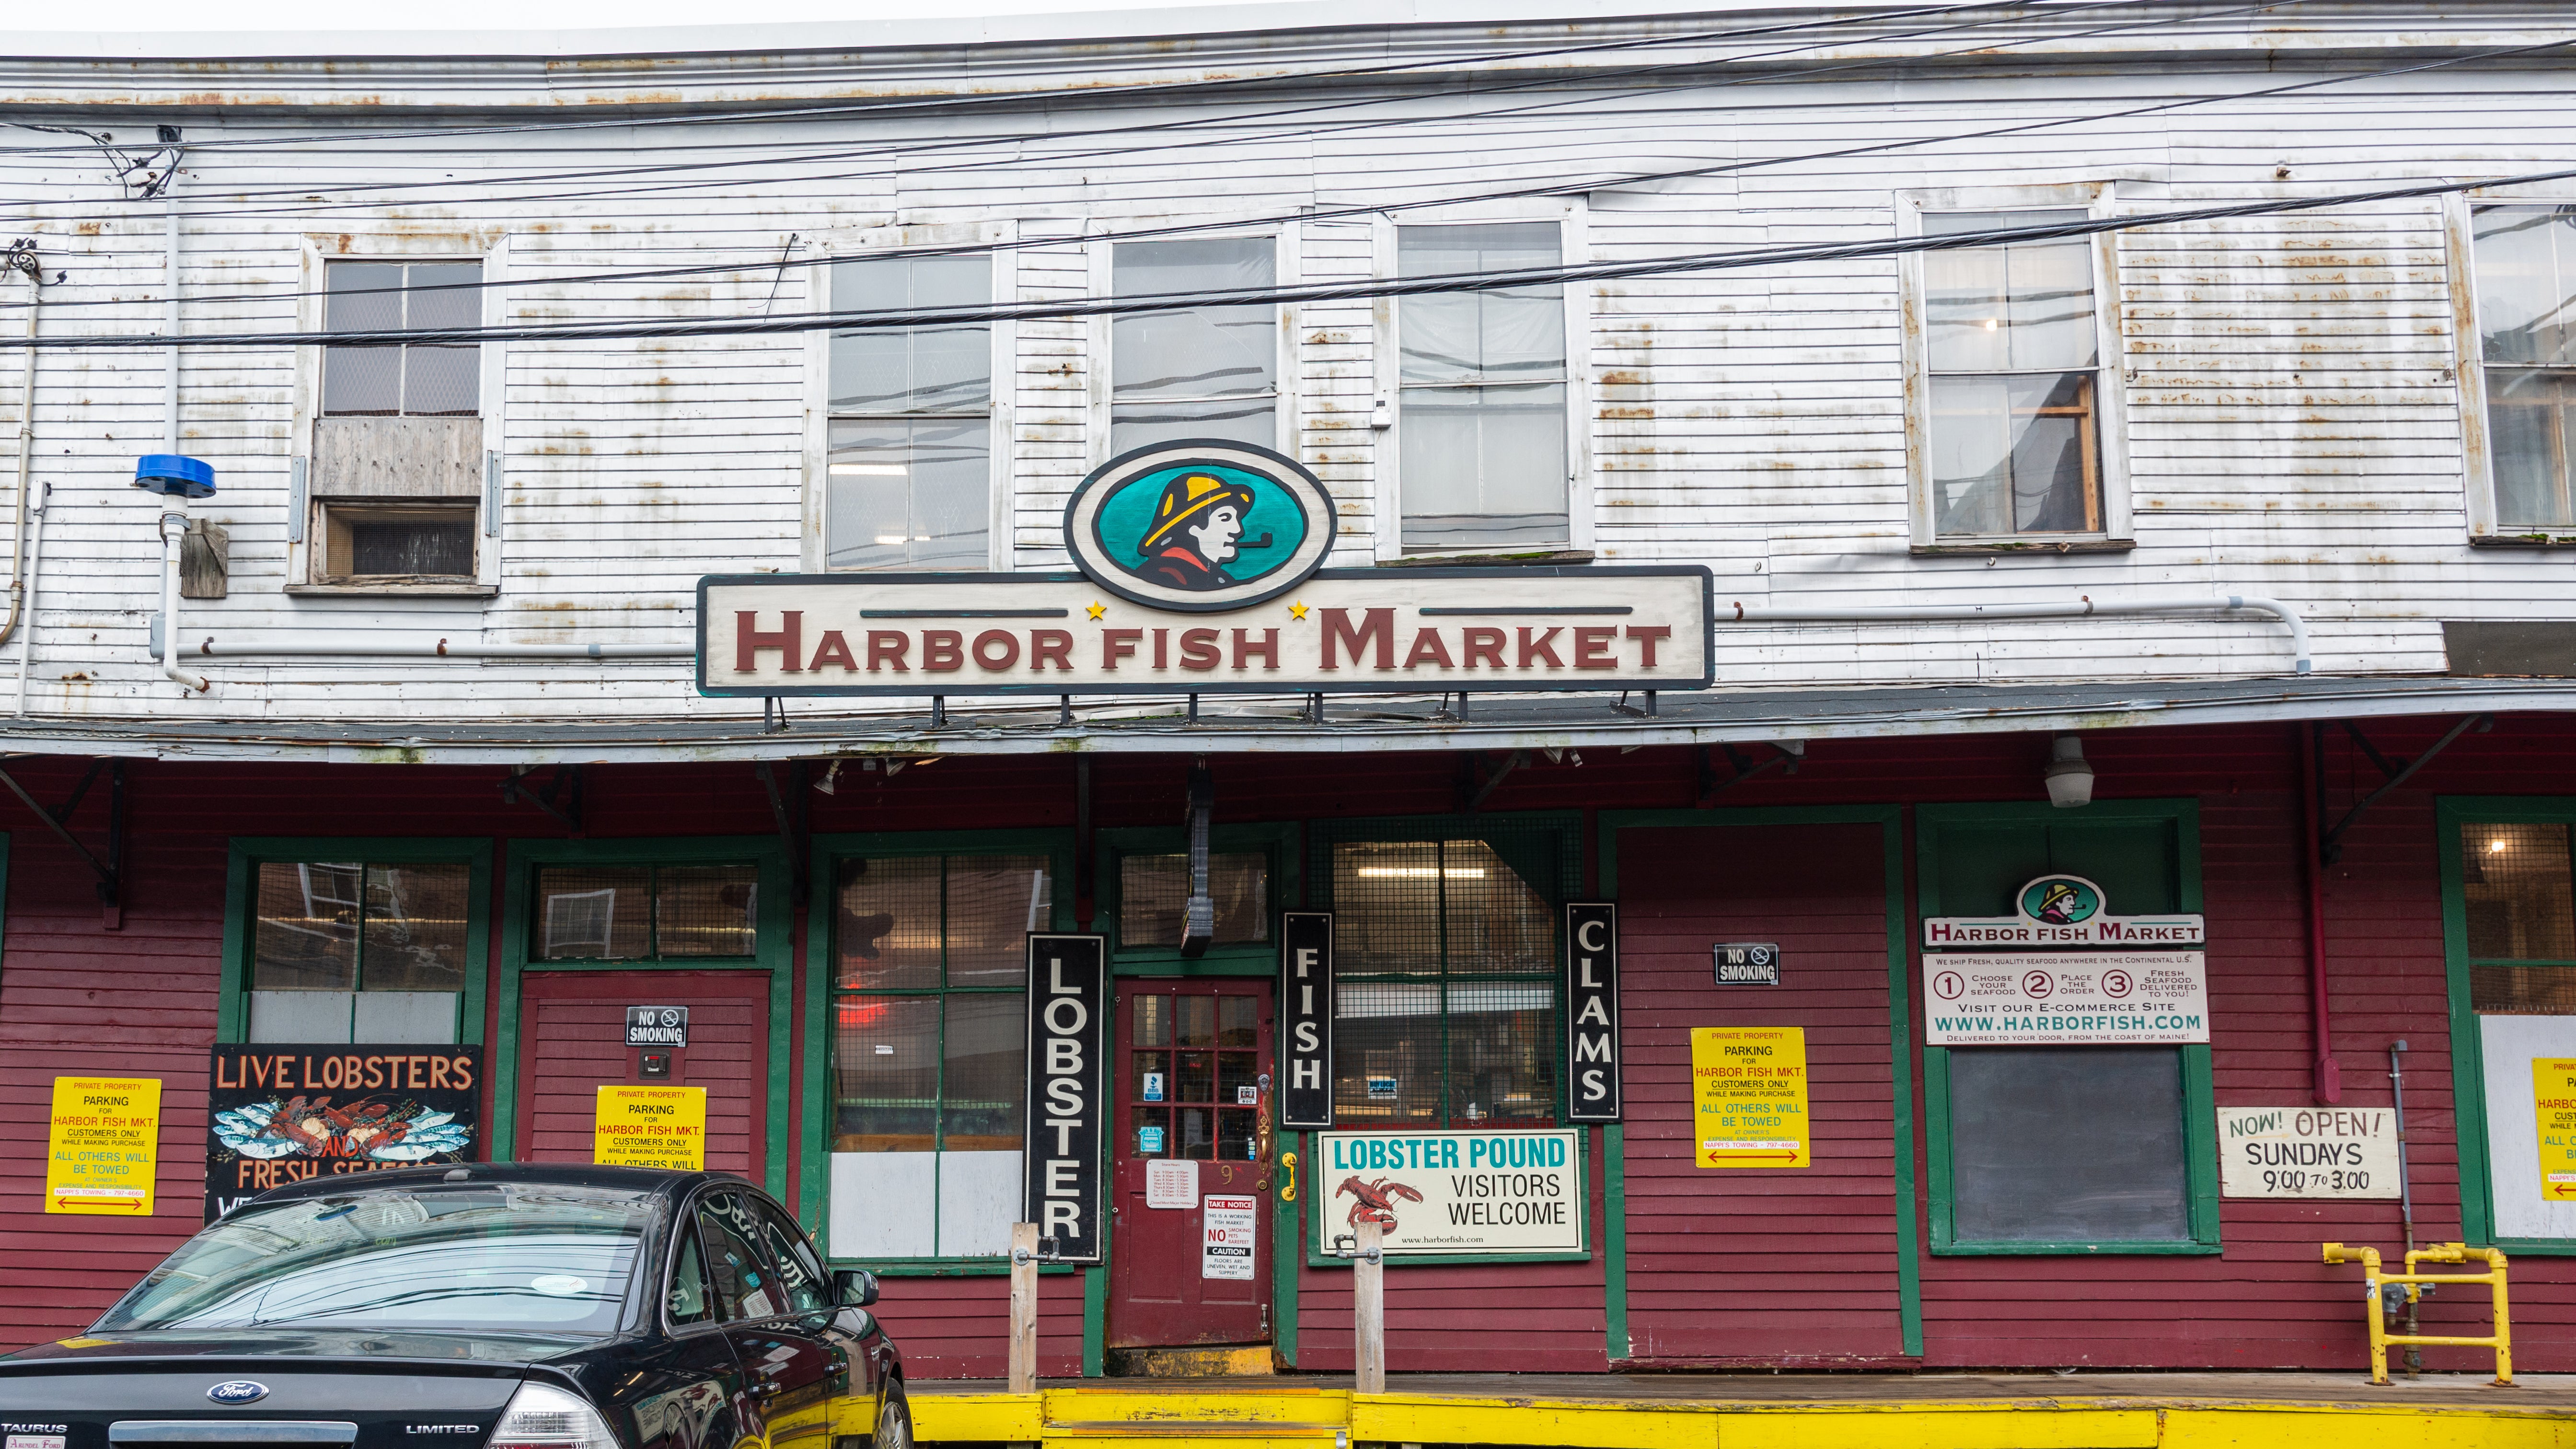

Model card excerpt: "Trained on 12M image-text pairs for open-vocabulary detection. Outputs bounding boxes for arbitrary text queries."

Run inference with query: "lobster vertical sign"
[1023,933,1109,1264]
[1277,912,1334,1130]
[1564,902,1622,1123]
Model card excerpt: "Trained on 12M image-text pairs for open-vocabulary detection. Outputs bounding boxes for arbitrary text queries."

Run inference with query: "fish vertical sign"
[1024,934,1109,1263]
[1278,912,1334,1130]
[1564,903,1621,1122]
[205,1045,483,1222]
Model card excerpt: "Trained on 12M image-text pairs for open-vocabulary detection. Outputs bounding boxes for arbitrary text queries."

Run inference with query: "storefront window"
[532,863,757,960]
[2462,822,2576,1013]
[250,860,469,1043]
[830,851,1052,1259]
[1315,823,1573,1128]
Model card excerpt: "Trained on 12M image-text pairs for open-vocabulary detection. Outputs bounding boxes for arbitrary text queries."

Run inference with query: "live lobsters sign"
[699,441,1713,697]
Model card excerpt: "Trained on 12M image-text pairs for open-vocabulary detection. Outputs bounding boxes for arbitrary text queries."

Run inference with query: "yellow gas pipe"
[2320,1241,2512,1386]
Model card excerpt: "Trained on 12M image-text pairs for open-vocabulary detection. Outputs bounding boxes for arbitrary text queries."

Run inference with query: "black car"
[0,1164,910,1449]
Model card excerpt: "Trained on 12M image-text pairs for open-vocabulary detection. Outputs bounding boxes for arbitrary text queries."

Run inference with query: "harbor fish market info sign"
[699,441,1712,698]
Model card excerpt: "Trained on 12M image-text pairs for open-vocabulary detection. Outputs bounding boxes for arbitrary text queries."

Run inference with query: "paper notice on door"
[1146,1157,1199,1208]
[1202,1194,1257,1280]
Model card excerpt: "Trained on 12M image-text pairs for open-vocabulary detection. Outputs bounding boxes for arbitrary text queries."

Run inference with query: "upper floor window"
[250,860,469,1043]
[1110,238,1277,455]
[1920,210,2105,539]
[827,254,992,570]
[1397,223,1568,552]
[322,261,481,417]
[2471,206,2576,533]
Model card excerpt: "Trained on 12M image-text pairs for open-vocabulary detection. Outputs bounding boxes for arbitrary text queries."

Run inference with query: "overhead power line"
[0,3,2526,319]
[31,163,2576,351]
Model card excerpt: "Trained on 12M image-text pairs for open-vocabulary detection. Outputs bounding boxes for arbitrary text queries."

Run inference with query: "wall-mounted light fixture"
[2044,734,2094,809]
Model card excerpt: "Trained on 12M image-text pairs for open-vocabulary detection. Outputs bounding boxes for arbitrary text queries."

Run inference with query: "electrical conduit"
[1725,594,2312,674]
[13,482,44,715]
[0,243,40,651]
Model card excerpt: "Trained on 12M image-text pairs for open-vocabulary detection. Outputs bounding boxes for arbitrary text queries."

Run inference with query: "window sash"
[321,261,483,418]
[530,862,759,962]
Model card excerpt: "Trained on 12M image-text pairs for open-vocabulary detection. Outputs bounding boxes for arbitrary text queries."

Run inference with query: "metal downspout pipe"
[14,482,46,715]
[0,244,41,652]
[2299,722,2341,1104]
[159,165,207,695]
[1724,594,2313,674]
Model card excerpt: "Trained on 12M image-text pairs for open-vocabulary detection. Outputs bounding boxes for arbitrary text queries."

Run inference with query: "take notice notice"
[1690,1028,1810,1169]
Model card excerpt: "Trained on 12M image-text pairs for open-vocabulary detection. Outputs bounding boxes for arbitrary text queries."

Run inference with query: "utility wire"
[0,0,2212,222]
[30,162,2576,350]
[0,0,2076,159]
[0,0,2499,316]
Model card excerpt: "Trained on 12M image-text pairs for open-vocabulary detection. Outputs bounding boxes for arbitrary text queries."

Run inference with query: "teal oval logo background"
[2019,876,2102,925]
[1062,440,1338,613]
[1092,463,1310,584]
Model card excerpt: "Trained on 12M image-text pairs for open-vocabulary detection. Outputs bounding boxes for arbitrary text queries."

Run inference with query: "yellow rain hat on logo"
[1140,472,1258,553]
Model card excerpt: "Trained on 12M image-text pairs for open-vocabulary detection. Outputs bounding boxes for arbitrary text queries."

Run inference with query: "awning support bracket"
[1466,748,1529,813]
[2319,715,2490,865]
[501,764,583,836]
[756,760,810,907]
[0,756,123,925]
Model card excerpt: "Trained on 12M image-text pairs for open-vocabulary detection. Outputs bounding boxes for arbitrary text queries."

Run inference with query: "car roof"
[242,1161,755,1207]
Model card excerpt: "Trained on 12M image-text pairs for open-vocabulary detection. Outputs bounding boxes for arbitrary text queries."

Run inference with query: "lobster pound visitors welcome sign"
[1311,1129,1583,1258]
[699,441,1711,699]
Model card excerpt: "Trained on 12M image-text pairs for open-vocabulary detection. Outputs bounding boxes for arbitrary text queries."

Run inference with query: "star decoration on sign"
[1289,602,1309,621]
[1086,601,1106,620]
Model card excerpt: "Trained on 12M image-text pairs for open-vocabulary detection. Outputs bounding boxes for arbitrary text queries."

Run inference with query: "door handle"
[751,1378,786,1399]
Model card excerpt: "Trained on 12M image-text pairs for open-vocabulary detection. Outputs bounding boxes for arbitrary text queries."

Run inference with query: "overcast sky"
[10,0,1239,31]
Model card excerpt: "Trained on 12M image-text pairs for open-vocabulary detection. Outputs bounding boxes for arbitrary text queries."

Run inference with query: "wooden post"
[1354,1217,1386,1394]
[1008,1222,1039,1395]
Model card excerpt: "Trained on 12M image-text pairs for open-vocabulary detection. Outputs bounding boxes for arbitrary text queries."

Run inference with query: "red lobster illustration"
[1336,1175,1424,1230]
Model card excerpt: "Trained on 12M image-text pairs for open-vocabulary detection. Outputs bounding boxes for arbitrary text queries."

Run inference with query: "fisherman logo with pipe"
[697,441,1713,699]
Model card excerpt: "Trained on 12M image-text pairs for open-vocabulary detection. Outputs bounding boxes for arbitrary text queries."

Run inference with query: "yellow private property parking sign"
[2538,1057,2576,1203]
[1690,1028,1811,1169]
[594,1085,708,1171]
[46,1076,162,1215]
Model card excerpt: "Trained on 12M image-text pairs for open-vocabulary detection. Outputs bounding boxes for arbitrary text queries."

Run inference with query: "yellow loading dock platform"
[911,1372,2576,1449]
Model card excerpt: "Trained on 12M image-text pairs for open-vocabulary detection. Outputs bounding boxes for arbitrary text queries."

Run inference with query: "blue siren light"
[134,453,216,500]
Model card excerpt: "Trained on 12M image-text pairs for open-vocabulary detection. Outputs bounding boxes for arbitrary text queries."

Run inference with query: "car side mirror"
[833,1269,879,1308]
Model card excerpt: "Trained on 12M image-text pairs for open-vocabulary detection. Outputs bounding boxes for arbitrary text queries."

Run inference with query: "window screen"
[2462,822,2576,1013]
[1111,238,1277,454]
[832,851,1052,1259]
[1946,1046,2191,1242]
[532,864,757,962]
[322,261,482,417]
[1119,851,1270,948]
[827,254,993,570]
[2472,206,2576,531]
[1922,210,2103,538]
[1398,223,1568,551]
[1311,820,1574,1128]
[250,860,469,1044]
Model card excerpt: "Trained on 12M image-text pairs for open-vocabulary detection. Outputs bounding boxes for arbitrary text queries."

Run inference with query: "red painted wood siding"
[1617,821,1904,1366]
[875,1275,1087,1379]
[518,970,768,1179]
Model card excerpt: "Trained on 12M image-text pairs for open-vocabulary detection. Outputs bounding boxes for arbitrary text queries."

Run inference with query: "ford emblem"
[207,1381,269,1405]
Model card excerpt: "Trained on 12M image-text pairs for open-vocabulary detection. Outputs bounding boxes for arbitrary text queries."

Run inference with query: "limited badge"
[1061,440,1337,613]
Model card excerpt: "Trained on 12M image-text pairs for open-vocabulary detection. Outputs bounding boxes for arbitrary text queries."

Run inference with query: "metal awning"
[0,672,2566,765]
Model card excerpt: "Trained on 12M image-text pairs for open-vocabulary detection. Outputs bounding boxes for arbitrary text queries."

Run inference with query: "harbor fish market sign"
[699,441,1712,698]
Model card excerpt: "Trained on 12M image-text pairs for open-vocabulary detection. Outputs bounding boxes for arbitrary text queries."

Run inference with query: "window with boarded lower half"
[1917,801,2218,1254]
[1309,815,1576,1130]
[829,849,1054,1260]
[226,840,491,1048]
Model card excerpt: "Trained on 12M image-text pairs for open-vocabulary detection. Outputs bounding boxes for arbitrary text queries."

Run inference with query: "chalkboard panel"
[1947,1046,2188,1243]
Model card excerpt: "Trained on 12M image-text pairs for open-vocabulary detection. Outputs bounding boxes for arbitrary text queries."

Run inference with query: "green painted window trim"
[1916,800,2220,1257]
[217,837,496,1047]
[491,836,794,1206]
[2436,796,2576,1256]
[1097,822,1302,975]
[798,828,1103,1367]
[1597,805,1917,1362]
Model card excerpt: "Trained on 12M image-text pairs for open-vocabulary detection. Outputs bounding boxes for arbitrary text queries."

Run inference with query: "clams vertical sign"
[1024,934,1109,1263]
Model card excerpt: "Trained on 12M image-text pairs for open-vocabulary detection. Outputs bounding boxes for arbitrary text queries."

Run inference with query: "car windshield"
[94,1183,653,1334]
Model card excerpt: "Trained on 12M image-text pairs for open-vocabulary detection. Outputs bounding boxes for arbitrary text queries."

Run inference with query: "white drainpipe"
[1724,594,2312,674]
[158,163,208,695]
[13,481,45,715]
[0,247,40,651]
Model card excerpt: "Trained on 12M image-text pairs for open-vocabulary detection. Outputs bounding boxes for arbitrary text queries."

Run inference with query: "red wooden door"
[518,970,769,1179]
[1108,981,1273,1349]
